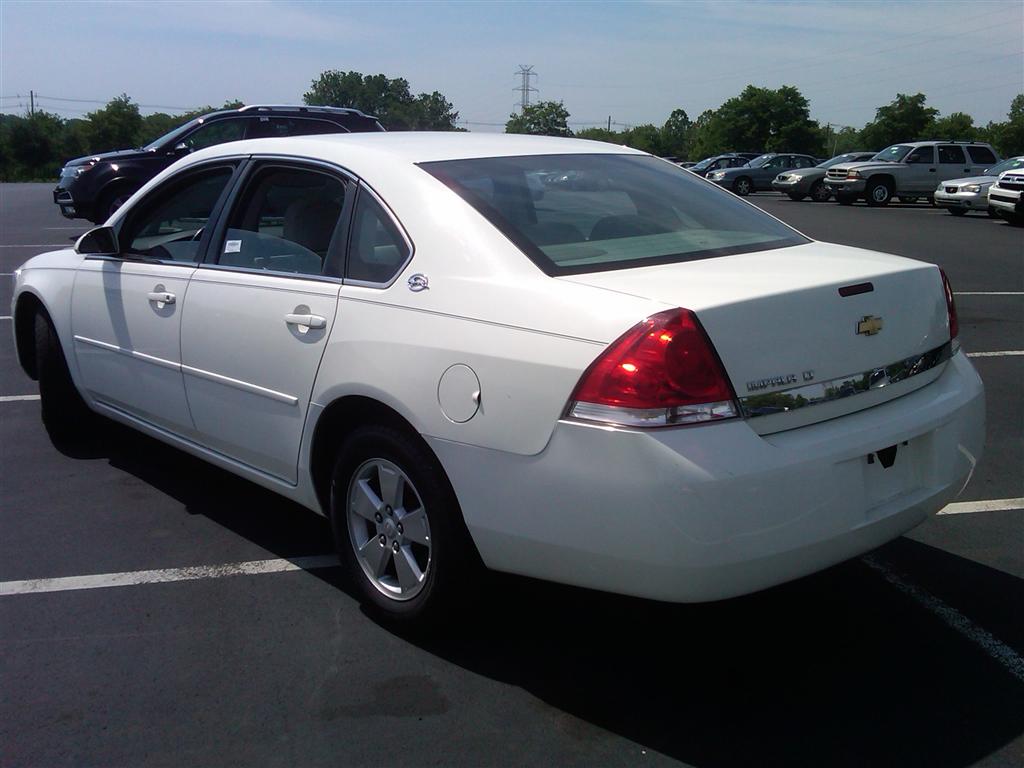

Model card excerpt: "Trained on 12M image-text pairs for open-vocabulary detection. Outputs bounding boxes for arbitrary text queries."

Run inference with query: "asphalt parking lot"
[1,182,1021,767]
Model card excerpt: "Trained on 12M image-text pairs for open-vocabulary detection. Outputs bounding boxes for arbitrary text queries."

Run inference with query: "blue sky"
[2,0,1021,131]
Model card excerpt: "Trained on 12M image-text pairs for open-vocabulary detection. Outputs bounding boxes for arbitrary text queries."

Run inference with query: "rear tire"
[34,311,94,441]
[865,179,893,207]
[329,424,481,627]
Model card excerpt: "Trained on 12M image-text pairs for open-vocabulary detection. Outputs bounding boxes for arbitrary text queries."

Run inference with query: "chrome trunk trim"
[739,342,953,419]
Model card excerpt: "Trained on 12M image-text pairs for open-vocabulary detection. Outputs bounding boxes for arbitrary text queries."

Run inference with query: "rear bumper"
[430,352,984,602]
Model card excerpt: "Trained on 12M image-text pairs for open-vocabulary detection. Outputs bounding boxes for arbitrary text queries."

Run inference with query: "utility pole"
[29,90,34,116]
[607,115,611,131]
[514,65,537,113]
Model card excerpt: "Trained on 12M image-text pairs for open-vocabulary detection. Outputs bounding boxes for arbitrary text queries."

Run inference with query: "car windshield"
[420,153,808,277]
[819,154,863,168]
[987,157,1024,175]
[872,145,913,163]
[141,118,202,151]
[690,156,719,171]
[747,154,774,168]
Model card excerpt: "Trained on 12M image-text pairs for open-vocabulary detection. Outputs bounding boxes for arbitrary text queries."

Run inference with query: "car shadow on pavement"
[56,420,1024,768]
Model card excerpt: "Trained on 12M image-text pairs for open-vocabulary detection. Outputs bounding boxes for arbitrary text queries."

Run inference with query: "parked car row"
[683,141,1022,225]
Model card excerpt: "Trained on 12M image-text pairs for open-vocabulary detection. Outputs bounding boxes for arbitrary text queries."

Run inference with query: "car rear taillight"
[567,308,739,427]
[939,268,958,341]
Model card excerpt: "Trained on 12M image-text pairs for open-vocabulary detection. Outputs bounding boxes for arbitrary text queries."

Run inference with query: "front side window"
[906,146,935,164]
[938,145,966,164]
[346,190,411,284]
[121,166,235,262]
[183,118,249,151]
[422,153,808,276]
[216,165,347,277]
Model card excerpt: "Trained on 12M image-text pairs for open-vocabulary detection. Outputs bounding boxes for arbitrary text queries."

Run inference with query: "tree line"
[509,87,1024,161]
[2,69,1021,181]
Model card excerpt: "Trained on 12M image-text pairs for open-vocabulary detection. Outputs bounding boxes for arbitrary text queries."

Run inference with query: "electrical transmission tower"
[514,65,538,113]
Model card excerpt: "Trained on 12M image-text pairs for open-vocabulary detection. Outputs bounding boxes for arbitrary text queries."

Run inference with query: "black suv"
[54,105,384,223]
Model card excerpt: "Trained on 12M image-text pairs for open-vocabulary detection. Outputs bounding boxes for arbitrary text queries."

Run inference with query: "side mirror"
[172,142,191,156]
[75,225,119,255]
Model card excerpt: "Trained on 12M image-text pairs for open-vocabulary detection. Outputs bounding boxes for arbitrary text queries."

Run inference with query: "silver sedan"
[772,152,875,202]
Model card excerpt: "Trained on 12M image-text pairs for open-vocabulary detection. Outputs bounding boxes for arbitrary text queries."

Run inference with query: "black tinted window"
[122,167,235,262]
[183,118,249,151]
[967,146,997,164]
[347,191,410,284]
[250,117,343,138]
[422,154,807,277]
[938,145,966,164]
[217,166,347,276]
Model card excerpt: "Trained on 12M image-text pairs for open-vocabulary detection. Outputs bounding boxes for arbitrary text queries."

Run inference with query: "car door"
[71,162,240,435]
[179,159,351,483]
[757,156,786,189]
[904,145,936,192]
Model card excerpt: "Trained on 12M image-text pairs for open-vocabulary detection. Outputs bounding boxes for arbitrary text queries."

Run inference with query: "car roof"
[185,132,649,166]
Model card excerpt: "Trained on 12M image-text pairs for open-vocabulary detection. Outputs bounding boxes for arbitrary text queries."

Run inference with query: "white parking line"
[0,395,40,402]
[939,497,1023,515]
[0,554,339,597]
[966,350,1024,358]
[862,555,1024,684]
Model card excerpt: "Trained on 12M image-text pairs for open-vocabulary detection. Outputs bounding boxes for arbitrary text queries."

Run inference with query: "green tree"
[506,101,571,136]
[304,70,458,130]
[660,108,691,157]
[1,111,65,179]
[688,86,821,157]
[688,109,723,159]
[859,93,938,149]
[983,94,1024,157]
[86,94,144,151]
[931,112,977,141]
[575,127,620,144]
[620,123,662,154]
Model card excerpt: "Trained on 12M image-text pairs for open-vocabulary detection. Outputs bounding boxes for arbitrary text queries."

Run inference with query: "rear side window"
[421,154,807,276]
[938,145,966,164]
[215,165,347,277]
[250,117,344,138]
[346,190,411,284]
[967,146,997,165]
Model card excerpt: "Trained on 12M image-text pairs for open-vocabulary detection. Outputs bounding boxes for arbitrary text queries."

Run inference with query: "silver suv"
[824,141,1000,206]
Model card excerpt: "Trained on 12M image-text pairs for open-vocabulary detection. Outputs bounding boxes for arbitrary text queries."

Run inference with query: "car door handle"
[147,291,176,304]
[284,313,326,329]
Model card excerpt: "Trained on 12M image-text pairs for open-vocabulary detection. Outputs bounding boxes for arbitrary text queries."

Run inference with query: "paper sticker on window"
[224,240,242,253]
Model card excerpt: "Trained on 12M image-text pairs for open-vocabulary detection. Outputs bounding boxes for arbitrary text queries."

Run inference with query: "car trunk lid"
[560,242,953,434]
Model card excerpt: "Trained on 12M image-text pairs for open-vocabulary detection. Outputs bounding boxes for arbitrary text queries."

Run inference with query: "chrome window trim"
[341,182,415,290]
[739,341,954,419]
[83,254,198,268]
[194,262,343,285]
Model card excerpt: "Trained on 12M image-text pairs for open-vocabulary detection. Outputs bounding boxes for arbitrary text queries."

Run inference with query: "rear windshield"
[420,154,808,276]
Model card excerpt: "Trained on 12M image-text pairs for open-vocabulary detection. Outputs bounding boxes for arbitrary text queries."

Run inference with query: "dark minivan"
[54,104,384,223]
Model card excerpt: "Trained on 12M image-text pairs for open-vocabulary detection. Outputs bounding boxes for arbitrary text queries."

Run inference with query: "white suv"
[988,166,1024,224]
[825,141,1000,206]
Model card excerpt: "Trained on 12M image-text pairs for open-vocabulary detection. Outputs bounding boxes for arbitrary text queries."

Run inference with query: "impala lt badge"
[857,315,883,336]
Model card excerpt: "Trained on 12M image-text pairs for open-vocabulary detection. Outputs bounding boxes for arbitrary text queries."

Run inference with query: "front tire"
[329,424,480,625]
[865,179,893,207]
[34,311,94,441]
[732,177,753,196]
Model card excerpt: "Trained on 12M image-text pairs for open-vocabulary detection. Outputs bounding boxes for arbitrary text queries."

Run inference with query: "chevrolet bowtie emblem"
[857,315,883,336]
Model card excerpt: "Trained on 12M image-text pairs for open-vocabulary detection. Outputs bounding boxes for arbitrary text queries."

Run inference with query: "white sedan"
[11,133,984,623]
